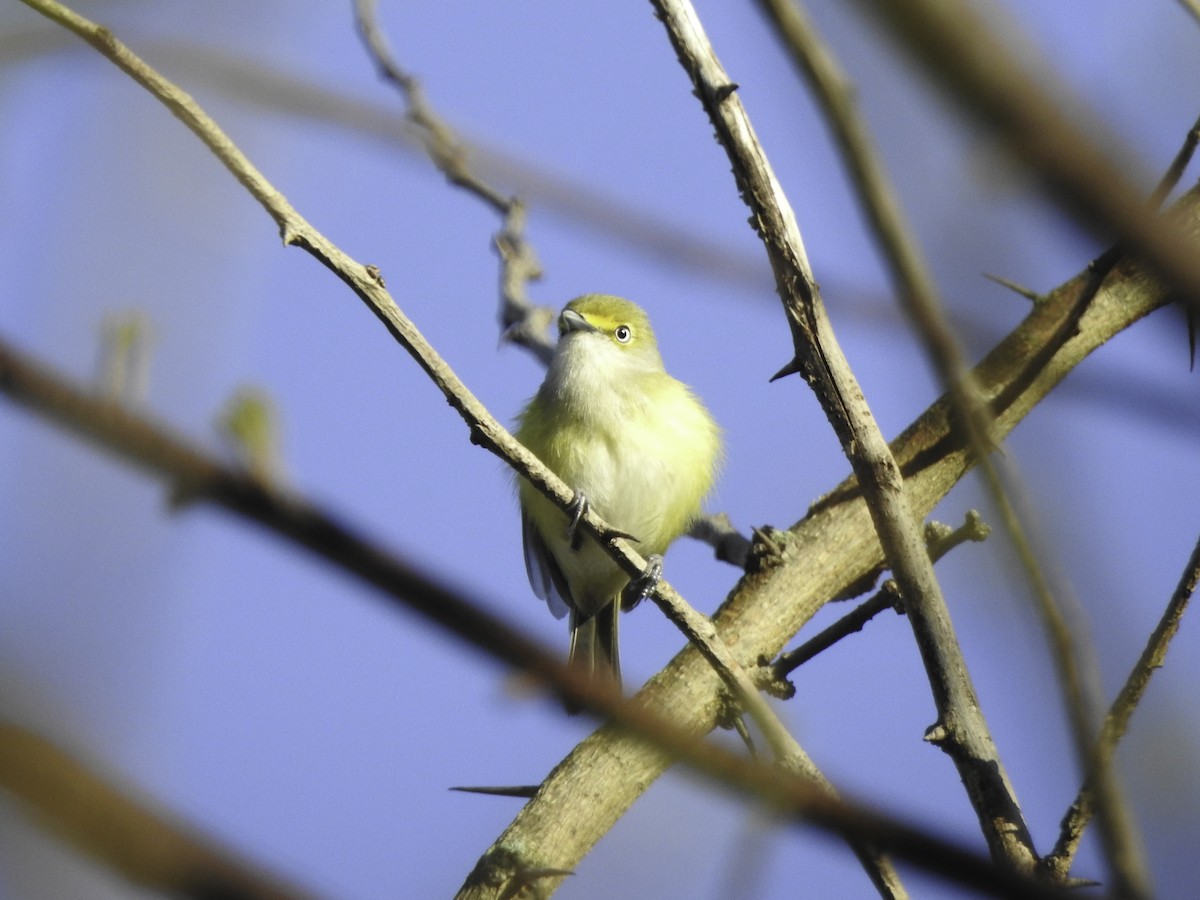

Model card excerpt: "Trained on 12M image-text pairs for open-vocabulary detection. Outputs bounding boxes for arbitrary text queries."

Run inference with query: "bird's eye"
[614,325,633,344]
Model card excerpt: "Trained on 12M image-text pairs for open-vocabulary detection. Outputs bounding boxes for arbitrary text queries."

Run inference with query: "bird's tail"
[566,602,621,713]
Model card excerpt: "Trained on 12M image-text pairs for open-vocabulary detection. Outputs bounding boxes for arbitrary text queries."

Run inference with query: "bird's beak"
[559,309,598,335]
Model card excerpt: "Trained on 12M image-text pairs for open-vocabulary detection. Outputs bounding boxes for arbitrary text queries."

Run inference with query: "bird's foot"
[566,491,589,551]
[624,554,664,607]
[566,491,639,551]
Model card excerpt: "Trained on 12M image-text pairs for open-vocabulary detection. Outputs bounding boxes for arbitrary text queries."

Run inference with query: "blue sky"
[2,1,1199,898]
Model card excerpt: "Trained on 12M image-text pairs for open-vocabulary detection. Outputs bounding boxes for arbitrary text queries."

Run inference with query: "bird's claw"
[628,553,664,604]
[566,490,639,551]
[566,492,589,551]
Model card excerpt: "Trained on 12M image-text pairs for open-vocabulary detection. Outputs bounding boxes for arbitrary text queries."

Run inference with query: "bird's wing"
[522,512,572,620]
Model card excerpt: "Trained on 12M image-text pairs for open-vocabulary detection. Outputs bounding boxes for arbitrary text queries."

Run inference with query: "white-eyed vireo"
[516,294,721,691]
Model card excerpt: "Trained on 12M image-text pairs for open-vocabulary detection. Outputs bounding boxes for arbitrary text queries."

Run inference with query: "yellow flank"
[515,294,721,686]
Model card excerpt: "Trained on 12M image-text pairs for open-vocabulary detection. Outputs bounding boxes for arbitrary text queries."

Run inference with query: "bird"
[515,294,721,694]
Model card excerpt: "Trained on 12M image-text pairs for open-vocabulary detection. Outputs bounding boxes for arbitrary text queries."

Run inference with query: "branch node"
[365,264,386,287]
[280,222,303,247]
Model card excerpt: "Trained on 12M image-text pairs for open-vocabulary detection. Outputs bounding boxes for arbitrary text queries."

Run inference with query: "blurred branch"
[853,6,1200,894]
[752,7,1100,785]
[1043,532,1200,879]
[1177,0,1200,27]
[652,0,1039,873]
[0,25,772,298]
[856,0,1200,320]
[8,26,1198,423]
[0,721,309,899]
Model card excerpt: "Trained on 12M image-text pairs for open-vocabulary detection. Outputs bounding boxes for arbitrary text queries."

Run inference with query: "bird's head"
[555,294,664,376]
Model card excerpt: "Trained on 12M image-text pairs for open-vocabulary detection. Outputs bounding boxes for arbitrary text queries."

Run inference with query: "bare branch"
[4,6,889,893]
[462,171,1198,896]
[352,0,552,364]
[756,10,1153,883]
[651,0,1039,872]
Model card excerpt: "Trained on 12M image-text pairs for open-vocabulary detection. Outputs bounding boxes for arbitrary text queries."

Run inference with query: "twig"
[353,5,776,762]
[851,9,1200,893]
[772,511,990,684]
[688,511,753,569]
[14,0,672,622]
[353,0,552,364]
[1042,531,1200,879]
[460,169,1195,895]
[651,0,1038,873]
[756,17,1141,881]
[0,330,1058,900]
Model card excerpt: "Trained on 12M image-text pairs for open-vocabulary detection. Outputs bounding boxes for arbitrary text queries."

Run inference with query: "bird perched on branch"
[516,294,721,696]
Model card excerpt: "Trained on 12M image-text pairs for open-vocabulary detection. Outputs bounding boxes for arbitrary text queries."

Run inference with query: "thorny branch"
[651,0,1039,873]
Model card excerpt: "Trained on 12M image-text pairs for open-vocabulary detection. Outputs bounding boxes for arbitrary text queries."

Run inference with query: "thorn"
[983,272,1042,303]
[449,785,539,798]
[769,358,801,382]
[729,712,757,756]
[713,81,739,101]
